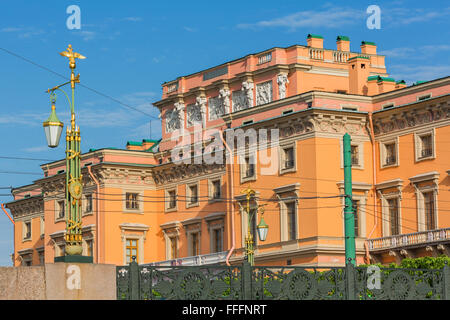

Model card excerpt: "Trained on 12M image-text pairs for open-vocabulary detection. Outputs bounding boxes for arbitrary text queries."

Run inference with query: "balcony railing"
[368,227,450,251]
[145,251,229,266]
[309,48,323,60]
[332,51,349,63]
[257,52,272,65]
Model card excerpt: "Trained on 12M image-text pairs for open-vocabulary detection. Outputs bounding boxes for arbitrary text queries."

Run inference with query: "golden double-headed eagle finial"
[59,44,86,69]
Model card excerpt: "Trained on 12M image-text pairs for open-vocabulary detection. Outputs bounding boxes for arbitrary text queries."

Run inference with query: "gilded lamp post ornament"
[241,186,268,266]
[43,45,91,262]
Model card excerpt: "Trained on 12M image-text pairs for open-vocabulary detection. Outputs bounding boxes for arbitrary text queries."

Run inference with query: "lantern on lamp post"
[42,45,91,263]
[242,187,269,266]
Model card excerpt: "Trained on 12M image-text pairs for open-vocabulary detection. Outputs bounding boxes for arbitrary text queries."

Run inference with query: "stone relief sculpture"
[208,96,224,120]
[187,103,202,127]
[219,88,230,114]
[165,108,181,133]
[232,90,246,112]
[256,80,273,106]
[277,74,289,99]
[174,101,185,129]
[242,81,254,109]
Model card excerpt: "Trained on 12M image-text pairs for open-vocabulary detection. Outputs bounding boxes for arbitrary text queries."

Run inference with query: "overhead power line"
[0,46,157,119]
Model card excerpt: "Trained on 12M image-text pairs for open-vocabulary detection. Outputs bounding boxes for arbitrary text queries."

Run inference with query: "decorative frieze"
[152,162,225,186]
[373,102,450,136]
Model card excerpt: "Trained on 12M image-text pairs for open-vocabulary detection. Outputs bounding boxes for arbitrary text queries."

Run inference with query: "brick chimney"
[307,34,323,48]
[336,35,350,51]
[360,41,377,55]
[348,56,370,95]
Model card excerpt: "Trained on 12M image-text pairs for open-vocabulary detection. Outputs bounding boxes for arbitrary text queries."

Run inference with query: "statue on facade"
[219,88,230,114]
[242,81,254,109]
[277,74,289,99]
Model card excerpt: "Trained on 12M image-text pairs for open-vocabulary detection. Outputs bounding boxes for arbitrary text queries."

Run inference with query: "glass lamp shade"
[43,105,64,148]
[257,215,269,242]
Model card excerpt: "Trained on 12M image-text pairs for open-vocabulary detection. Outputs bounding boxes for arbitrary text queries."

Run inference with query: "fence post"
[443,261,450,300]
[242,261,252,300]
[129,256,140,300]
[346,259,356,300]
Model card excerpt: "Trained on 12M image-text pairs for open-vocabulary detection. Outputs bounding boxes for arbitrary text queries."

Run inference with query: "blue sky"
[0,0,449,265]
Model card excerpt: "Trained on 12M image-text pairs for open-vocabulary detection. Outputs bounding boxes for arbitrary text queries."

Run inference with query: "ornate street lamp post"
[242,187,269,266]
[43,45,92,263]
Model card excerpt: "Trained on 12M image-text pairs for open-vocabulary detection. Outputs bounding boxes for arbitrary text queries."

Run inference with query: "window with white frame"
[190,232,200,256]
[274,183,300,242]
[210,179,222,201]
[23,221,31,240]
[40,216,45,237]
[423,191,436,230]
[57,200,65,220]
[414,129,435,162]
[166,189,177,211]
[240,153,256,183]
[85,194,93,213]
[125,192,139,210]
[186,183,199,207]
[409,171,439,232]
[387,197,400,235]
[340,140,364,169]
[211,228,223,253]
[169,236,178,260]
[280,143,296,174]
[380,138,399,168]
[285,201,297,241]
[376,178,403,237]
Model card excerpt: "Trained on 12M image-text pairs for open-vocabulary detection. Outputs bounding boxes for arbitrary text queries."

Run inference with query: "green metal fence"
[116,260,450,300]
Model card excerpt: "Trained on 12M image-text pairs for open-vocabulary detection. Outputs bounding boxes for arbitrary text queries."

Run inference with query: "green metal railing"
[116,260,450,300]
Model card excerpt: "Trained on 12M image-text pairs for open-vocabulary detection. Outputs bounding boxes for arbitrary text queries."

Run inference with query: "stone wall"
[0,263,116,300]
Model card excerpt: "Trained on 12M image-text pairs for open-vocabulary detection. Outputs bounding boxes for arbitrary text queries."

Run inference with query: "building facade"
[5,34,450,267]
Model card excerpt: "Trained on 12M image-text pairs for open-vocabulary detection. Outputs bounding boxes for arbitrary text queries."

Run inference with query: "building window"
[23,221,31,240]
[353,200,360,237]
[126,193,139,210]
[284,147,295,169]
[169,237,178,260]
[40,216,45,237]
[380,139,398,168]
[211,180,221,200]
[280,144,296,174]
[167,190,177,210]
[244,157,255,178]
[190,232,200,256]
[188,184,198,205]
[351,145,359,166]
[385,143,396,165]
[85,194,93,213]
[286,202,297,241]
[419,135,433,158]
[387,198,400,236]
[126,239,138,263]
[417,93,432,101]
[57,200,65,219]
[211,228,223,253]
[415,130,435,161]
[424,192,436,230]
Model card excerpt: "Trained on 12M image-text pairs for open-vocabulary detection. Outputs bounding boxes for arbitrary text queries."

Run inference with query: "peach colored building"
[5,34,450,267]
